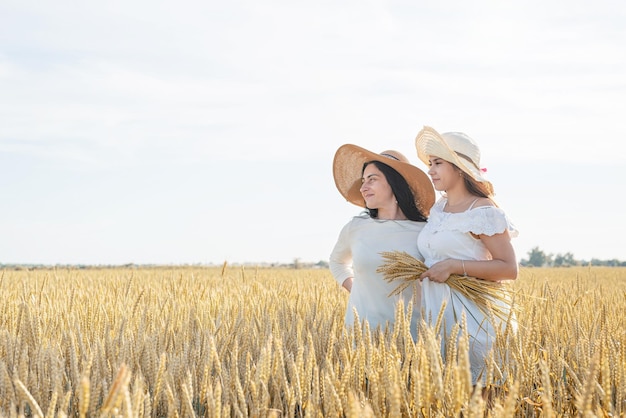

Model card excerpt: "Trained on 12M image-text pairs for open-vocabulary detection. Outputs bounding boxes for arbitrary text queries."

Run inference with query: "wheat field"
[0,265,624,417]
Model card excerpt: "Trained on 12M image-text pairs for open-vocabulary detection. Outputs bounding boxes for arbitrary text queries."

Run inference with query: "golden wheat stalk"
[377,251,515,322]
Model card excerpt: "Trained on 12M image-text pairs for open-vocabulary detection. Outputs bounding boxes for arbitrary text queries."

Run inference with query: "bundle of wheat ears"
[377,250,515,322]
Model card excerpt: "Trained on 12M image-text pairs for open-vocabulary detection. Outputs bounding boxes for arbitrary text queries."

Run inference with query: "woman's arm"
[329,221,355,292]
[420,230,518,283]
[474,230,518,281]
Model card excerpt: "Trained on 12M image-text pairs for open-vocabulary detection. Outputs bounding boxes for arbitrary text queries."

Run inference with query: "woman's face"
[359,163,395,209]
[427,156,462,192]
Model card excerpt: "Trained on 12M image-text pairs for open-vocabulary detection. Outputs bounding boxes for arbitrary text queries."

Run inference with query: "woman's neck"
[377,206,408,220]
[444,189,477,213]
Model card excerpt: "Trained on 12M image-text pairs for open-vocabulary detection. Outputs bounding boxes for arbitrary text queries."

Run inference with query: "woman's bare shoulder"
[472,197,496,209]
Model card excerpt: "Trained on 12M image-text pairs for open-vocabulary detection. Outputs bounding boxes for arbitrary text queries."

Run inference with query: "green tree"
[526,246,547,267]
[554,252,576,267]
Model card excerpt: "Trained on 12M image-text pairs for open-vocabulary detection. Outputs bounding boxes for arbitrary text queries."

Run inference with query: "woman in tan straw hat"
[414,126,519,386]
[329,144,435,340]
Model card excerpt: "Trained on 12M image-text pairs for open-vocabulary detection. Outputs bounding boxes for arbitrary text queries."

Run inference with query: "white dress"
[417,197,519,384]
[330,214,426,340]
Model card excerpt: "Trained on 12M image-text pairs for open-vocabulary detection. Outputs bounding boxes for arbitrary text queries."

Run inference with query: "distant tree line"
[520,246,626,267]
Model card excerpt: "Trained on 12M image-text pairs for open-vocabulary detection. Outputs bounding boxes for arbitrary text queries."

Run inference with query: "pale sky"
[1,0,625,265]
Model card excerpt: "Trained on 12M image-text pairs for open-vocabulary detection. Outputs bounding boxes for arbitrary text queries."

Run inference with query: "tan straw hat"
[415,126,488,182]
[333,144,435,215]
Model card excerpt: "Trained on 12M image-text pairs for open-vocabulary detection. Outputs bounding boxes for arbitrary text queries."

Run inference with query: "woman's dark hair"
[362,160,428,222]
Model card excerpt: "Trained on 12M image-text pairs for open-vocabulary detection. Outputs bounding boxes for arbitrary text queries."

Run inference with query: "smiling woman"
[329,144,434,340]
[414,125,519,387]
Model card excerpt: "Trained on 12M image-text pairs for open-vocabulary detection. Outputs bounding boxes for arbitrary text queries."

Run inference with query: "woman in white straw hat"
[329,144,435,340]
[414,126,519,386]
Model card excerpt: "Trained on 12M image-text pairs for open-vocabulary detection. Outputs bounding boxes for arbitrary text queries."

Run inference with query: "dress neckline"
[442,197,480,214]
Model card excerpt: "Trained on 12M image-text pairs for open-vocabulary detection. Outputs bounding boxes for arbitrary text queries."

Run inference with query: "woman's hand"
[419,259,458,283]
[418,230,518,283]
[342,277,354,292]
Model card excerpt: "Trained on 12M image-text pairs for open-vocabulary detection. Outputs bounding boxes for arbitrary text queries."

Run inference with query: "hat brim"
[415,126,487,182]
[333,144,435,216]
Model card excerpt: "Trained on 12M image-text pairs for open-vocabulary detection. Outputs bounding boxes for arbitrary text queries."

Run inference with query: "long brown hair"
[456,165,497,205]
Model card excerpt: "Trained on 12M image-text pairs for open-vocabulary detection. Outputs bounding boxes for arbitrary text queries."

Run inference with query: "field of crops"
[1,265,625,417]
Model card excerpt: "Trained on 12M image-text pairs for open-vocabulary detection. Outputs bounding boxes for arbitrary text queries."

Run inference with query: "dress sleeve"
[468,206,519,237]
[329,219,355,286]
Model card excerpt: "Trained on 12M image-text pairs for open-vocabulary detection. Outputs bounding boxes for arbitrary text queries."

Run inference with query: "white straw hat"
[415,126,488,182]
[333,144,435,216]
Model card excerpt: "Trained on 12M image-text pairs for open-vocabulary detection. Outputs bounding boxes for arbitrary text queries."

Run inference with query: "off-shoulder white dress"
[417,197,519,384]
